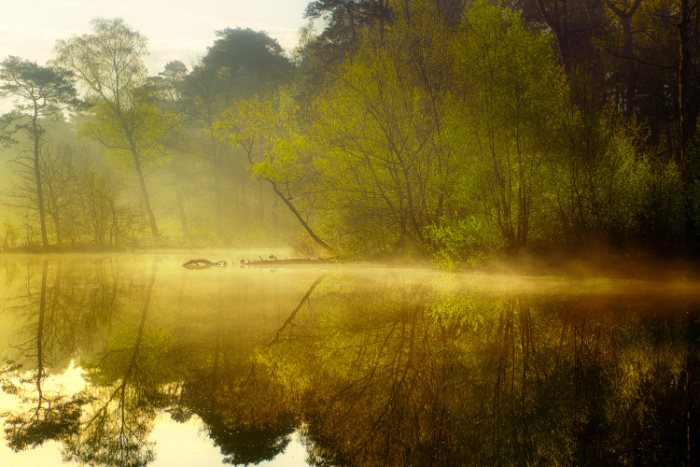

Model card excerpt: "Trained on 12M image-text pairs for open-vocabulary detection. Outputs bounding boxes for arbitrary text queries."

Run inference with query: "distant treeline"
[1,0,699,266]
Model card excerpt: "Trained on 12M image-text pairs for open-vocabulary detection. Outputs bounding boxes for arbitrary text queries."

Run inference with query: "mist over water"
[1,252,699,466]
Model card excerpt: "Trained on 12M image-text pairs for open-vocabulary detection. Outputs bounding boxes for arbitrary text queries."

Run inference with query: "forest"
[1,0,699,266]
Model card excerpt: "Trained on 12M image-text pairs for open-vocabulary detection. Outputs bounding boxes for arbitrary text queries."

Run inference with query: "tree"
[0,56,77,247]
[217,90,333,252]
[4,140,144,247]
[309,23,450,257]
[39,144,75,246]
[193,29,291,240]
[55,18,177,242]
[201,27,291,99]
[528,0,604,75]
[304,0,391,63]
[152,61,196,239]
[173,62,231,239]
[677,0,700,228]
[295,0,393,108]
[156,30,293,242]
[447,1,569,249]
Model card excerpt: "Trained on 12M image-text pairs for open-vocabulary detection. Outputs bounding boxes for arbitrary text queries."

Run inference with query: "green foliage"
[425,215,504,269]
[79,87,178,172]
[311,26,444,257]
[217,88,334,252]
[556,112,685,244]
[0,0,692,254]
[447,0,569,249]
[219,89,305,183]
[1,219,19,249]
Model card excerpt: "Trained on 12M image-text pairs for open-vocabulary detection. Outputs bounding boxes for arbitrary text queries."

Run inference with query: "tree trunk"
[32,121,49,248]
[536,0,570,73]
[132,151,159,241]
[622,18,636,118]
[109,198,117,246]
[175,187,189,238]
[679,0,696,179]
[266,179,333,252]
[606,0,643,118]
[210,133,224,239]
[679,0,699,243]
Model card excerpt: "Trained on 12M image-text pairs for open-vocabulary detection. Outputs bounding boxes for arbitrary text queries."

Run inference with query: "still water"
[1,253,699,466]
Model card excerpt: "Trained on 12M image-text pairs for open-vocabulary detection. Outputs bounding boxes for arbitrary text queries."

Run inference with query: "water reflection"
[3,259,85,453]
[65,259,161,466]
[1,256,699,466]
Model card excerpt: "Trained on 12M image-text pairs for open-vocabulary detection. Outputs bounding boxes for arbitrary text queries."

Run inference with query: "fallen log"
[241,258,328,268]
[182,259,227,270]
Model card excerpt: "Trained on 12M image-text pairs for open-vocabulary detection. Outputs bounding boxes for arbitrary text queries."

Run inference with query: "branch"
[603,48,676,70]
[268,276,325,345]
[266,178,334,252]
[606,0,643,19]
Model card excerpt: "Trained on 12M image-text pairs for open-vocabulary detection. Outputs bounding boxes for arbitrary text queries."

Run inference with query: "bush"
[425,215,504,270]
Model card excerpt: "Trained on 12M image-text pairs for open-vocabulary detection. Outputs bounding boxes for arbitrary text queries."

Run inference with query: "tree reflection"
[255,281,700,466]
[2,259,90,452]
[257,279,447,465]
[174,277,328,464]
[63,259,166,467]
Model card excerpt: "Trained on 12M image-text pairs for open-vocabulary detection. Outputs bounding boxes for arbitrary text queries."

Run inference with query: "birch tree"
[55,18,177,241]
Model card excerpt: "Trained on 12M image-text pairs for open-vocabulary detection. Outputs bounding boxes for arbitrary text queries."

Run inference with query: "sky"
[0,0,314,75]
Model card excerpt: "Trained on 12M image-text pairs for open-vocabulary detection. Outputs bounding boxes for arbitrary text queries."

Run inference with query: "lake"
[1,253,699,466]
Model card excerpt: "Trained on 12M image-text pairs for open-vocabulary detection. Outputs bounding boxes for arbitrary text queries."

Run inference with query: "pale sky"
[0,0,314,74]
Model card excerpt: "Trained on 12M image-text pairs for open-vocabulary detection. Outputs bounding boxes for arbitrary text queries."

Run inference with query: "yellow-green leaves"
[56,19,172,240]
[448,0,569,248]
[216,87,334,252]
[217,89,304,183]
[79,90,178,172]
[311,29,443,256]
